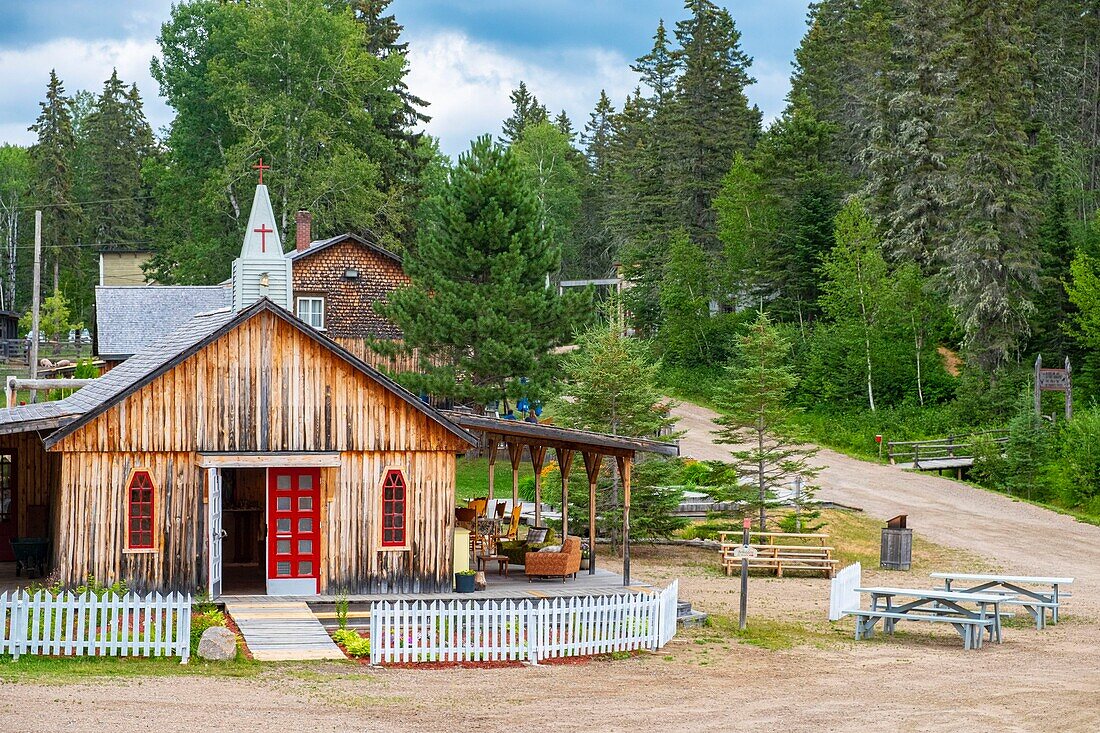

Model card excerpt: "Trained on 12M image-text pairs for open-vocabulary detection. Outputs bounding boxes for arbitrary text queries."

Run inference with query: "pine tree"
[574,91,617,276]
[666,0,761,254]
[28,70,79,294]
[941,0,1041,371]
[379,136,578,406]
[84,70,152,245]
[500,81,549,145]
[632,19,678,105]
[866,0,949,267]
[713,311,821,530]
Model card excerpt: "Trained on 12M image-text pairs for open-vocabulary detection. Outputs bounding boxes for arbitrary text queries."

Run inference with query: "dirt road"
[671,399,1100,601]
[2,400,1097,732]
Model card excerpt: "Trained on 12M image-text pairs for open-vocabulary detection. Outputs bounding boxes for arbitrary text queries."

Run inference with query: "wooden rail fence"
[369,580,679,665]
[886,430,1009,473]
[0,591,191,662]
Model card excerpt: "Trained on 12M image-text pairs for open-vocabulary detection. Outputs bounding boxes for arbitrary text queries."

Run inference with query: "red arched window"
[381,469,407,547]
[127,471,155,549]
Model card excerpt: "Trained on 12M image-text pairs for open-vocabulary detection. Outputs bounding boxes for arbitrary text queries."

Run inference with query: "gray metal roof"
[285,233,402,264]
[0,306,236,436]
[95,285,233,359]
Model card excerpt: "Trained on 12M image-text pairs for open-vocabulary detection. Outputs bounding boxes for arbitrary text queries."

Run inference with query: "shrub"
[190,608,230,656]
[333,628,370,657]
[1057,408,1100,507]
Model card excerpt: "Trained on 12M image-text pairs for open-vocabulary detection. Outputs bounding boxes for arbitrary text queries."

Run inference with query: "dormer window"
[296,296,324,329]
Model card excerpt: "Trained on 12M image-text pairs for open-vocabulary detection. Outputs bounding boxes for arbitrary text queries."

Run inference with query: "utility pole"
[29,210,42,399]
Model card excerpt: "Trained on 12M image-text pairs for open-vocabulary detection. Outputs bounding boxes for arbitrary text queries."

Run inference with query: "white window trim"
[296,296,325,330]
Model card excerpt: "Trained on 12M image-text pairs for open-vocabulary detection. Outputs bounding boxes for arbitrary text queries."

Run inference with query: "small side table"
[477,553,509,576]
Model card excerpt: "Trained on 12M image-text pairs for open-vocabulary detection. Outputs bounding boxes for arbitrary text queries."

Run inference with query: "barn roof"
[44,299,476,449]
[95,284,233,359]
[286,233,402,265]
[0,299,477,449]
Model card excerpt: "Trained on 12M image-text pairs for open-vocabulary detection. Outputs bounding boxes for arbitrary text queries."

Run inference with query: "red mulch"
[219,612,253,661]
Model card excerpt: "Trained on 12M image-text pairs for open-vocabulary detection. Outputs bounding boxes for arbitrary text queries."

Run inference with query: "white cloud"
[406,31,638,157]
[0,37,172,146]
[748,58,792,125]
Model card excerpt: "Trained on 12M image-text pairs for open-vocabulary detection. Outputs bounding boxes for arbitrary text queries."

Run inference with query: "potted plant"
[454,569,477,593]
[579,540,591,570]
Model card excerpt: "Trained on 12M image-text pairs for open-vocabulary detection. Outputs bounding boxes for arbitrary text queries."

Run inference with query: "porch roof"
[441,411,679,458]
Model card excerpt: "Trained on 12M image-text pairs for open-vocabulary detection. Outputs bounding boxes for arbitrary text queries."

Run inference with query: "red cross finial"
[253,223,273,253]
[252,157,271,185]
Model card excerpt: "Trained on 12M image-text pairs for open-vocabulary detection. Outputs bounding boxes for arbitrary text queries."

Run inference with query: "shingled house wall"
[292,237,419,373]
[292,238,408,340]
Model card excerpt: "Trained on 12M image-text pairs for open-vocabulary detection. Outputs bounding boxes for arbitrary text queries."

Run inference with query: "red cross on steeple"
[253,223,273,253]
[252,157,271,185]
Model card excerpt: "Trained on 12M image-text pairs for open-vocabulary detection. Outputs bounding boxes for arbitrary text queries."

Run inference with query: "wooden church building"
[0,181,477,596]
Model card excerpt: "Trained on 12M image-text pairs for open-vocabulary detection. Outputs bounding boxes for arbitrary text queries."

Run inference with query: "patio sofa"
[525,536,582,581]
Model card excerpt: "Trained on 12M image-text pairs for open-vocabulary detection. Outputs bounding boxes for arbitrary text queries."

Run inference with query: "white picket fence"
[829,562,862,621]
[0,591,191,662]
[370,580,679,665]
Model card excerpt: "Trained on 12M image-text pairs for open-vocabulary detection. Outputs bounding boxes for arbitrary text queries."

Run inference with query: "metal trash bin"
[880,514,912,571]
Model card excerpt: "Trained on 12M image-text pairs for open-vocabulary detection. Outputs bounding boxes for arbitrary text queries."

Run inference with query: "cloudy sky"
[0,1,811,157]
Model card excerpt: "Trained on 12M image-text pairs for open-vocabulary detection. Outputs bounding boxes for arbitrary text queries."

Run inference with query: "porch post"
[617,454,633,587]
[507,441,523,509]
[555,448,574,538]
[582,451,601,576]
[530,445,547,527]
[486,437,498,500]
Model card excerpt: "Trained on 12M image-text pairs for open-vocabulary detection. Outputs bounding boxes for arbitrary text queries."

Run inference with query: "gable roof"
[41,298,476,450]
[286,233,402,265]
[95,285,233,359]
[443,412,680,458]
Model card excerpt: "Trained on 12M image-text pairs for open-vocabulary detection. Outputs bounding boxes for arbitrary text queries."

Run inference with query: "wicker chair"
[525,536,582,582]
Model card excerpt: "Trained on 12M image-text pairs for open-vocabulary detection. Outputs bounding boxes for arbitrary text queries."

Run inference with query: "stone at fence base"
[197,626,237,661]
[474,571,487,590]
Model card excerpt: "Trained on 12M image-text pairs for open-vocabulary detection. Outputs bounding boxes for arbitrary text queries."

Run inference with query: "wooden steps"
[223,600,345,661]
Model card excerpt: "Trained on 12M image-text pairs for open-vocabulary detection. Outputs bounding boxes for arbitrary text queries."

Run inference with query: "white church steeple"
[232,159,293,311]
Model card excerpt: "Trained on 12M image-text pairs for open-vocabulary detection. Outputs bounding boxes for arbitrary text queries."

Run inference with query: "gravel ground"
[1,399,1097,732]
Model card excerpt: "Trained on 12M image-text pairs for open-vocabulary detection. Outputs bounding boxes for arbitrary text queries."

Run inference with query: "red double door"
[267,468,320,595]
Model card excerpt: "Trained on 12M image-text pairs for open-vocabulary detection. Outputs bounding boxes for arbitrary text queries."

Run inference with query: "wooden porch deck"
[219,567,651,606]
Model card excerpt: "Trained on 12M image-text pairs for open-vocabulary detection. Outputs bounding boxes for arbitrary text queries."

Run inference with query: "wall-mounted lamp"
[343,268,360,280]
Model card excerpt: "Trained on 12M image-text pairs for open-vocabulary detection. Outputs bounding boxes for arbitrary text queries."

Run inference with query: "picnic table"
[718,531,837,578]
[849,586,1011,650]
[931,573,1073,629]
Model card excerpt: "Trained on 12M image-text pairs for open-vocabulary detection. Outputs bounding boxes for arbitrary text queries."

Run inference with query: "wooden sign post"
[1034,355,1072,421]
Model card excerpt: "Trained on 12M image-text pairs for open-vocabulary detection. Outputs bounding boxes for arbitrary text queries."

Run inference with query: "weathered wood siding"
[50,310,465,592]
[333,337,421,375]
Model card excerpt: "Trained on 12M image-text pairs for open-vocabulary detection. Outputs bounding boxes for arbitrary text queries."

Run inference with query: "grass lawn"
[454,456,534,503]
[0,654,262,682]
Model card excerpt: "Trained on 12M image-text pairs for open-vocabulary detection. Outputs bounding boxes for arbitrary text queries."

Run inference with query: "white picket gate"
[370,581,680,665]
[0,591,191,662]
[829,562,862,621]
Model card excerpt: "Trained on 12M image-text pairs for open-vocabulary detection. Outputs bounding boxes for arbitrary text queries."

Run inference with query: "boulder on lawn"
[197,625,238,661]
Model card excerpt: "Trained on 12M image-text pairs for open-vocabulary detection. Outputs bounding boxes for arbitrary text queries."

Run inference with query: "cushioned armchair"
[525,536,582,581]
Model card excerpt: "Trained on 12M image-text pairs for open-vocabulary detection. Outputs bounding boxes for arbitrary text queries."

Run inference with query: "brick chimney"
[295,210,312,252]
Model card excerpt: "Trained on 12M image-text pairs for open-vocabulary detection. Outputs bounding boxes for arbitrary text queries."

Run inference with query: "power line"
[12,195,155,211]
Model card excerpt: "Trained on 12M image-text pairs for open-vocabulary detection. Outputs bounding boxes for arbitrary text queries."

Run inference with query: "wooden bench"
[719,532,837,578]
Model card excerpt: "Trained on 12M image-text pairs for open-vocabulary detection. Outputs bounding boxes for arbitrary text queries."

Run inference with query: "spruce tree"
[713,311,821,530]
[573,93,616,276]
[666,0,761,254]
[632,19,678,105]
[28,70,79,294]
[941,0,1041,370]
[379,136,577,406]
[500,82,549,144]
[85,70,152,245]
